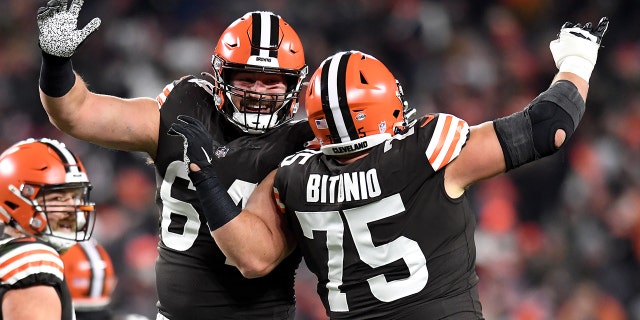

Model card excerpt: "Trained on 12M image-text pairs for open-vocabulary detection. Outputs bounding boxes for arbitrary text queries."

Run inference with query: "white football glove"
[549,17,609,82]
[37,0,101,58]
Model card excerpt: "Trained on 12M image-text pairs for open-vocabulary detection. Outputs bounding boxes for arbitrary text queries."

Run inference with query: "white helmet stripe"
[327,52,351,142]
[78,241,106,298]
[36,138,77,165]
[37,139,87,183]
[320,51,359,143]
[251,11,279,58]
[39,139,79,173]
[259,12,273,57]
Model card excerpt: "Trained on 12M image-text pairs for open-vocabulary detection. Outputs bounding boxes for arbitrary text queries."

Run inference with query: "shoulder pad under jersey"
[156,75,213,107]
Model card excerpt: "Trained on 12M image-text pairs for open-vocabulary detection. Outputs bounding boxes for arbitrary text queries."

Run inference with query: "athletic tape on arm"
[494,80,585,171]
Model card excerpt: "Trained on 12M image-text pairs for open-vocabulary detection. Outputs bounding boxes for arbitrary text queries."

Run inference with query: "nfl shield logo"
[378,121,387,134]
[215,146,229,158]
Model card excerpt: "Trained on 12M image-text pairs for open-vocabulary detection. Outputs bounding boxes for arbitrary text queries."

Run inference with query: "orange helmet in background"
[62,241,117,310]
[0,138,96,250]
[305,51,415,156]
[211,11,308,134]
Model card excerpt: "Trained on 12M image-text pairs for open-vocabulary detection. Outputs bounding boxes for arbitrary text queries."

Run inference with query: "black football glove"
[168,115,241,231]
[168,115,221,183]
[560,17,609,45]
[37,0,101,58]
[549,17,609,82]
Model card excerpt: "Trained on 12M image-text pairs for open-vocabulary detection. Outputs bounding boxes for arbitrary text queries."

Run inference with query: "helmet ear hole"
[360,72,368,84]
[4,200,18,210]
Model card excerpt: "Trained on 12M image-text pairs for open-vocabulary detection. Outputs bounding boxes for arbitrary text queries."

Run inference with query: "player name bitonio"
[306,168,381,203]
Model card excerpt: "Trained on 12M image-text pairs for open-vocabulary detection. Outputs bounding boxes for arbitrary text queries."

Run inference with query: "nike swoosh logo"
[201,146,212,163]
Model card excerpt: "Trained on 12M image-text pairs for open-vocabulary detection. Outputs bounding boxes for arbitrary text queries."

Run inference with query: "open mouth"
[55,219,75,233]
[244,105,273,114]
[241,99,276,114]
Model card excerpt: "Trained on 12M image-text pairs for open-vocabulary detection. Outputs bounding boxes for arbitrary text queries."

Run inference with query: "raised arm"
[445,17,609,197]
[37,0,159,156]
[168,116,295,278]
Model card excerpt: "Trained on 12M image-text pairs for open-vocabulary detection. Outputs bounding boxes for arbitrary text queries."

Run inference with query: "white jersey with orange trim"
[0,236,74,320]
[274,113,485,319]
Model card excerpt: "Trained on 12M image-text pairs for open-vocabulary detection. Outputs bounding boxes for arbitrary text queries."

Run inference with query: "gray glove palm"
[37,0,101,57]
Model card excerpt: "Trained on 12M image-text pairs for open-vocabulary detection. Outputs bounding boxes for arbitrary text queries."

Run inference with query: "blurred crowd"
[2,0,640,319]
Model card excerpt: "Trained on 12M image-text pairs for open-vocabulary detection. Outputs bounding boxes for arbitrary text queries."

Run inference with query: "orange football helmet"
[0,138,95,250]
[62,241,117,310]
[305,51,415,155]
[210,11,308,133]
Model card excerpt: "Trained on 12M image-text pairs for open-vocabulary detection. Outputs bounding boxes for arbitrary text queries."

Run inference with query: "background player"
[61,241,116,320]
[0,138,96,320]
[62,240,151,320]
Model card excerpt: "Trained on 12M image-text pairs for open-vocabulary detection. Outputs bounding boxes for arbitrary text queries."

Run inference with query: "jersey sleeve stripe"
[426,115,453,165]
[426,114,469,171]
[273,188,286,214]
[435,119,468,170]
[3,264,65,285]
[156,84,175,108]
[431,117,456,169]
[1,250,64,285]
[0,243,59,265]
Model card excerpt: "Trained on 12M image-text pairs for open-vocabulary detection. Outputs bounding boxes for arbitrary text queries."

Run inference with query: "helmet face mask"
[0,138,96,251]
[305,51,413,156]
[213,62,303,133]
[211,11,307,134]
[36,183,96,251]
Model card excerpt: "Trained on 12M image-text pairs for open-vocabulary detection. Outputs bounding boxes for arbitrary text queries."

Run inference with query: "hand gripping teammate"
[37,1,314,318]
[169,18,609,319]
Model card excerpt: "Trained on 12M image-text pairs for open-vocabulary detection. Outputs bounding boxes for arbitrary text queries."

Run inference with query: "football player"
[61,241,116,320]
[36,1,314,319]
[62,240,154,320]
[0,138,96,320]
[169,17,609,319]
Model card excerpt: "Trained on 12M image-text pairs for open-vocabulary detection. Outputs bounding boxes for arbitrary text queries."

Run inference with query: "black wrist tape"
[39,51,75,97]
[493,111,535,171]
[189,167,240,231]
[494,80,584,171]
[530,80,585,130]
